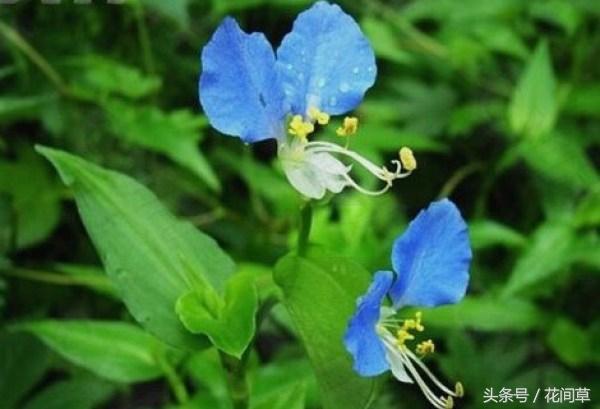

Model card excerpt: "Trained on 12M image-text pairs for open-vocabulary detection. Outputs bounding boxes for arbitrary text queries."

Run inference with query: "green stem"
[0,21,70,95]
[157,354,189,405]
[219,351,249,409]
[297,202,313,256]
[132,0,155,75]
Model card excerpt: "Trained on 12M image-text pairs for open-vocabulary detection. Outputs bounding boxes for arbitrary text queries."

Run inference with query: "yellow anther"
[396,329,415,346]
[288,115,314,139]
[443,396,454,409]
[455,382,464,398]
[416,339,435,356]
[308,107,330,125]
[336,116,359,136]
[399,147,417,171]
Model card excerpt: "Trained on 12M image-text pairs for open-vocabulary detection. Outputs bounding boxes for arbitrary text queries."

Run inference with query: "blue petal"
[343,270,393,377]
[276,1,376,116]
[199,18,287,143]
[389,199,472,308]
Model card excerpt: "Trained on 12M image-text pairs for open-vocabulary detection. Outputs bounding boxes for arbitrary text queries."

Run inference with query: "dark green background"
[0,0,599,408]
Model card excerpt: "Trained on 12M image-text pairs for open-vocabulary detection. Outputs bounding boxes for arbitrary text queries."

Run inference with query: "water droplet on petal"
[353,67,360,74]
[329,96,337,106]
[287,64,293,70]
[339,82,350,93]
[317,78,326,88]
[298,73,304,81]
[367,66,375,73]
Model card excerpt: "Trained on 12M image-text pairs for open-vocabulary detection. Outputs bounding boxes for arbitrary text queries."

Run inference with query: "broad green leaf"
[502,222,574,297]
[449,101,504,137]
[353,123,448,153]
[469,219,527,250]
[216,149,298,215]
[67,55,161,99]
[251,359,317,409]
[390,80,456,136]
[252,382,306,409]
[471,23,529,59]
[139,0,190,29]
[0,332,50,409]
[509,42,557,139]
[564,84,600,118]
[0,94,57,122]
[361,17,413,65]
[530,0,582,35]
[424,297,548,331]
[37,146,235,350]
[274,252,377,409]
[570,233,600,271]
[574,185,600,227]
[176,272,258,358]
[519,133,599,189]
[22,377,115,409]
[0,145,62,249]
[546,318,590,367]
[103,101,219,191]
[15,320,166,383]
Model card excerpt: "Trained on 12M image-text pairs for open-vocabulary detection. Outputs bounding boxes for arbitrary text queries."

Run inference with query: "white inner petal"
[381,332,413,384]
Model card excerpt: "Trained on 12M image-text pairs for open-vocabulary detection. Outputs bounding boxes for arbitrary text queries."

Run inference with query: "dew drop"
[298,73,305,81]
[329,96,337,106]
[339,82,350,93]
[367,66,375,73]
[353,67,360,74]
[317,78,326,88]
[287,63,293,70]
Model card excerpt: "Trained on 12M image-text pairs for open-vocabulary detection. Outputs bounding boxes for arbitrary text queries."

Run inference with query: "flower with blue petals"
[199,1,415,199]
[344,199,472,409]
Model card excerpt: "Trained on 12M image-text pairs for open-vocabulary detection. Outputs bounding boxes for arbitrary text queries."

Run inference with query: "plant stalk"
[297,202,313,256]
[219,351,250,409]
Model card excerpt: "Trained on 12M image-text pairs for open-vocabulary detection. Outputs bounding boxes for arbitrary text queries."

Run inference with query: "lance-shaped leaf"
[37,146,235,350]
[274,251,377,409]
[14,320,168,383]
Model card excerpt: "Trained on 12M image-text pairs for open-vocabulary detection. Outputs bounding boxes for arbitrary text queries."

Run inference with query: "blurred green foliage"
[0,0,599,408]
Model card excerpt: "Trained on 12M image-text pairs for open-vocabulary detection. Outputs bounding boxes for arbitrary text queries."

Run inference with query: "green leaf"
[519,133,599,189]
[564,84,600,118]
[15,320,166,383]
[22,377,115,409]
[68,55,161,99]
[530,0,582,35]
[502,222,574,297]
[139,0,190,29]
[0,144,62,249]
[574,185,600,227]
[37,146,235,350]
[546,318,590,367]
[509,41,557,139]
[252,382,306,409]
[176,272,258,358]
[0,94,58,123]
[361,17,413,65]
[469,219,527,250]
[424,296,548,331]
[0,332,50,409]
[251,359,317,409]
[274,252,377,409]
[103,101,220,191]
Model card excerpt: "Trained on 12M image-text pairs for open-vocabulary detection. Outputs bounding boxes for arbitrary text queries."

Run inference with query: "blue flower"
[344,199,472,409]
[199,1,415,199]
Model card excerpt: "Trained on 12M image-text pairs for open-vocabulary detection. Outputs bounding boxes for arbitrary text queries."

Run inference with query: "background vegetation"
[0,0,599,408]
